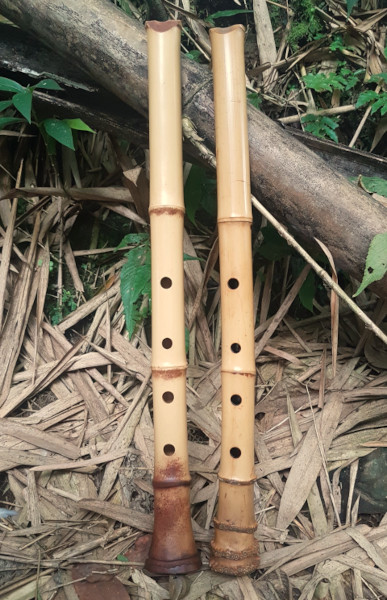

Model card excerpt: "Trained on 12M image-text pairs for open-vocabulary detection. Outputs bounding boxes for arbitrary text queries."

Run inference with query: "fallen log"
[0,0,386,296]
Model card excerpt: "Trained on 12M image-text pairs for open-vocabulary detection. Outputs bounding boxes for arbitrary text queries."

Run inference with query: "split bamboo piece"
[209,25,260,575]
[145,20,201,575]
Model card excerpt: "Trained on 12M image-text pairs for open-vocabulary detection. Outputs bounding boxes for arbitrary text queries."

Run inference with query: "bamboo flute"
[144,20,201,575]
[209,25,260,575]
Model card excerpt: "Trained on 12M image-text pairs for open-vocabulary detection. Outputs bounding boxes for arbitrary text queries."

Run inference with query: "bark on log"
[2,24,386,183]
[0,0,386,296]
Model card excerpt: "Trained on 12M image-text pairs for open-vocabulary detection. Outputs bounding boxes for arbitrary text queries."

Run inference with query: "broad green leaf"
[0,77,24,93]
[247,92,262,109]
[354,233,387,296]
[356,90,379,108]
[0,116,24,128]
[12,90,32,123]
[185,50,202,61]
[323,125,338,143]
[370,96,387,115]
[42,118,75,150]
[368,73,387,85]
[0,100,12,111]
[183,253,200,262]
[206,9,253,24]
[33,79,63,90]
[356,177,387,198]
[64,118,95,132]
[298,271,316,312]
[116,233,149,249]
[120,244,151,338]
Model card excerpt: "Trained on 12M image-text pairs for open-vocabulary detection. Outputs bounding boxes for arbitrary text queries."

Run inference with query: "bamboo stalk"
[209,25,260,575]
[145,20,201,575]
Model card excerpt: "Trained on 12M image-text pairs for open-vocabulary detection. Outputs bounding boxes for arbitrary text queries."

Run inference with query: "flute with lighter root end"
[145,20,201,575]
[209,25,260,575]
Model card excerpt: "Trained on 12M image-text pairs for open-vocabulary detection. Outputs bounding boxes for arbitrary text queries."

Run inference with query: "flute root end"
[145,552,201,575]
[209,539,260,576]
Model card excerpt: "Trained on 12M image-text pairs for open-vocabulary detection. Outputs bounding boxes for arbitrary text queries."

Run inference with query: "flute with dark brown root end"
[145,20,201,576]
[209,25,260,576]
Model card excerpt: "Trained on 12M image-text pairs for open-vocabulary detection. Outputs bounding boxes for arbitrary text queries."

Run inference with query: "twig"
[182,116,387,347]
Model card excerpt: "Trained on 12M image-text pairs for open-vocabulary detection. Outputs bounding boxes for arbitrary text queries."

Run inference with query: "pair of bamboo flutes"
[145,21,259,576]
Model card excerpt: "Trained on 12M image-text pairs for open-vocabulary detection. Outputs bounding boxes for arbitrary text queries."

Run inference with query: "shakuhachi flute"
[209,25,260,575]
[145,20,201,575]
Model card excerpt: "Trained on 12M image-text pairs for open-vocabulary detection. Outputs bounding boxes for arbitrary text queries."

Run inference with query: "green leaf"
[356,90,379,108]
[206,9,253,25]
[33,79,63,90]
[63,118,95,132]
[0,116,24,128]
[298,271,315,312]
[354,233,387,296]
[116,554,129,562]
[183,253,200,262]
[247,92,262,109]
[303,73,333,92]
[370,95,387,115]
[116,233,149,250]
[368,73,387,85]
[120,244,151,338]
[0,77,24,93]
[185,50,202,61]
[356,177,387,198]
[0,100,12,111]
[42,118,75,150]
[12,90,33,123]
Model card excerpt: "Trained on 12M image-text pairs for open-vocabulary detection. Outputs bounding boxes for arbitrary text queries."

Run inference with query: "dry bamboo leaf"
[346,527,387,572]
[0,213,40,405]
[0,196,17,331]
[287,395,328,537]
[256,265,311,358]
[98,383,149,500]
[57,280,120,333]
[0,419,80,459]
[276,393,342,530]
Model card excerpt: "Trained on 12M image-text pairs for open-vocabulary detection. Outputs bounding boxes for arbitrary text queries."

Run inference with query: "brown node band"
[218,476,257,485]
[153,478,191,489]
[213,517,257,534]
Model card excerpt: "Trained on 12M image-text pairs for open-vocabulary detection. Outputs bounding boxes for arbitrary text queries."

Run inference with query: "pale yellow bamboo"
[209,25,260,575]
[145,20,200,575]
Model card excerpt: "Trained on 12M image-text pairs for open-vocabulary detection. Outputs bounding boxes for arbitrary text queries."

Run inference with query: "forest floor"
[0,1,387,599]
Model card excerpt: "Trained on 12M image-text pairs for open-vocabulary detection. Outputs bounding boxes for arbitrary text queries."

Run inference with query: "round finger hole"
[163,444,175,456]
[160,277,172,289]
[162,391,174,403]
[231,343,241,353]
[231,394,242,406]
[230,447,241,458]
[162,338,173,349]
[228,278,239,289]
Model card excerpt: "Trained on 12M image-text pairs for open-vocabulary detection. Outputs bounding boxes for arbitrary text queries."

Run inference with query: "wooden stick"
[145,20,201,575]
[209,25,260,575]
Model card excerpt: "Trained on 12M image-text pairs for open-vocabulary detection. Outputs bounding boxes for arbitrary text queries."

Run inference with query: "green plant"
[49,289,78,325]
[303,67,364,93]
[354,233,387,297]
[118,232,200,339]
[247,92,262,110]
[350,176,387,198]
[301,114,339,142]
[287,0,323,51]
[0,76,94,152]
[205,9,253,26]
[356,73,387,117]
[118,233,151,339]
